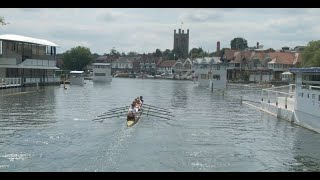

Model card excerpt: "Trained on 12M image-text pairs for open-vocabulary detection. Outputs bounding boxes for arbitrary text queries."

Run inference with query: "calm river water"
[0,78,320,172]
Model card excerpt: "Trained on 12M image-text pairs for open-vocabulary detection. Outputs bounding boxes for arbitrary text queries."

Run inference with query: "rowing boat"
[127,107,143,127]
[127,101,145,128]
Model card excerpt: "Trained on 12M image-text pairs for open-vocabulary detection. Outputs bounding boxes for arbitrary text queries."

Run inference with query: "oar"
[145,110,175,117]
[145,113,171,120]
[145,107,172,113]
[102,107,128,114]
[107,106,127,112]
[143,105,171,112]
[149,111,175,117]
[143,104,170,111]
[100,109,127,116]
[93,114,125,121]
[97,111,127,118]
[144,107,172,114]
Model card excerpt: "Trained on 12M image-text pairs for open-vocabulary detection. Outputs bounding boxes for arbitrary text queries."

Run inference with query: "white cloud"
[0,8,318,54]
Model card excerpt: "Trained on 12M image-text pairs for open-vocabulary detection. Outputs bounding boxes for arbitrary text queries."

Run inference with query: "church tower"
[173,28,189,59]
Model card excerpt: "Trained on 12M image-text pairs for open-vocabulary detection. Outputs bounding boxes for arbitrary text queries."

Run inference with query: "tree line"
[56,39,320,71]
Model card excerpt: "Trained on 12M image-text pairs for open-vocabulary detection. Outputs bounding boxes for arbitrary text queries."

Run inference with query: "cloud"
[0,8,318,54]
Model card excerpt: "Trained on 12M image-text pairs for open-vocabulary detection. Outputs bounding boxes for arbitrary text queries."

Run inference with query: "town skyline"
[0,8,317,54]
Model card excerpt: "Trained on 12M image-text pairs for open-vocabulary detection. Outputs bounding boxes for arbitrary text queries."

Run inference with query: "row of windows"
[303,75,320,81]
[199,74,221,80]
[299,92,320,101]
[1,40,55,56]
[268,64,292,68]
[94,65,110,68]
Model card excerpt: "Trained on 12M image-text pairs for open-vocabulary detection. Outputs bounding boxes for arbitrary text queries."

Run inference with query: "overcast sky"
[0,8,318,54]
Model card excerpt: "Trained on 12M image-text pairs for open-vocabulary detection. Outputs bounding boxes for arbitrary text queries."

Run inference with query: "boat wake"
[92,123,136,171]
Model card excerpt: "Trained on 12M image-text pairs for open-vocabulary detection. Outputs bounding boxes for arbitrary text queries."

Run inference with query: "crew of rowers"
[127,96,144,120]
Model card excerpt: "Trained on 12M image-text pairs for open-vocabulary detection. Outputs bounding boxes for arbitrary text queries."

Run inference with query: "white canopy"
[0,34,58,47]
[70,71,84,74]
[282,72,293,75]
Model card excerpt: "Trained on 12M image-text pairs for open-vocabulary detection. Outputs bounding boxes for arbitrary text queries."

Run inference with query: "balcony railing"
[0,78,22,88]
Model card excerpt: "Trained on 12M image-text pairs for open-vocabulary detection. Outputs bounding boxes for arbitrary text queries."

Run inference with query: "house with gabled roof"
[172,58,193,79]
[267,52,301,80]
[157,60,176,74]
[111,56,140,74]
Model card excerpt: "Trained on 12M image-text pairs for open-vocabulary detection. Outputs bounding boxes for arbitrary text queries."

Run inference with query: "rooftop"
[0,34,58,47]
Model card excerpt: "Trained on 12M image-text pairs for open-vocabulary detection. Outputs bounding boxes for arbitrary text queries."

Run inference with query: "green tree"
[162,49,174,60]
[92,53,100,60]
[62,46,93,70]
[154,49,162,57]
[0,16,8,26]
[189,47,209,59]
[127,51,138,57]
[301,40,320,67]
[230,37,248,50]
[110,47,120,57]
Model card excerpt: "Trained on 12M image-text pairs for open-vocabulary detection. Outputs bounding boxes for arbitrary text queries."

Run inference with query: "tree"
[62,46,93,70]
[127,51,138,57]
[189,47,209,59]
[230,37,248,50]
[0,16,8,26]
[154,49,162,57]
[92,53,100,60]
[301,40,320,67]
[110,47,120,57]
[162,49,174,60]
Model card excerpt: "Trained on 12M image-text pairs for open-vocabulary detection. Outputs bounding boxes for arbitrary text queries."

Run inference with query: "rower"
[137,97,143,106]
[139,96,143,105]
[135,99,142,112]
[134,100,141,112]
[127,103,137,120]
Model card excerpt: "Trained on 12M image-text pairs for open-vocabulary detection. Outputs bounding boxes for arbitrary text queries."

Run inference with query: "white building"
[70,71,84,86]
[260,67,320,133]
[0,34,60,88]
[92,63,112,83]
[192,57,227,89]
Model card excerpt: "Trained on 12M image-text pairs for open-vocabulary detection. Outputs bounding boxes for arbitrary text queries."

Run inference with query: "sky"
[0,8,318,55]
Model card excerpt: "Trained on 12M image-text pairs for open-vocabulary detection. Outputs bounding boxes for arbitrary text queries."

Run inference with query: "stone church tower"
[173,29,189,59]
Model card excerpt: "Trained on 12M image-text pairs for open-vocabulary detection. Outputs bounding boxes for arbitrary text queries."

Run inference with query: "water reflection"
[1,79,320,172]
[0,86,57,140]
[171,81,188,109]
[289,127,320,171]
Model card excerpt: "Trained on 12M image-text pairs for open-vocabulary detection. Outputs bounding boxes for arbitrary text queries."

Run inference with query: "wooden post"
[285,96,288,109]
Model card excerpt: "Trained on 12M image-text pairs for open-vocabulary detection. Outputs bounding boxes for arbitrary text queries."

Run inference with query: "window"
[308,94,310,98]
[46,46,52,55]
[312,94,315,99]
[0,40,2,55]
[213,75,220,80]
[200,74,207,79]
[94,73,106,76]
[318,95,320,101]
